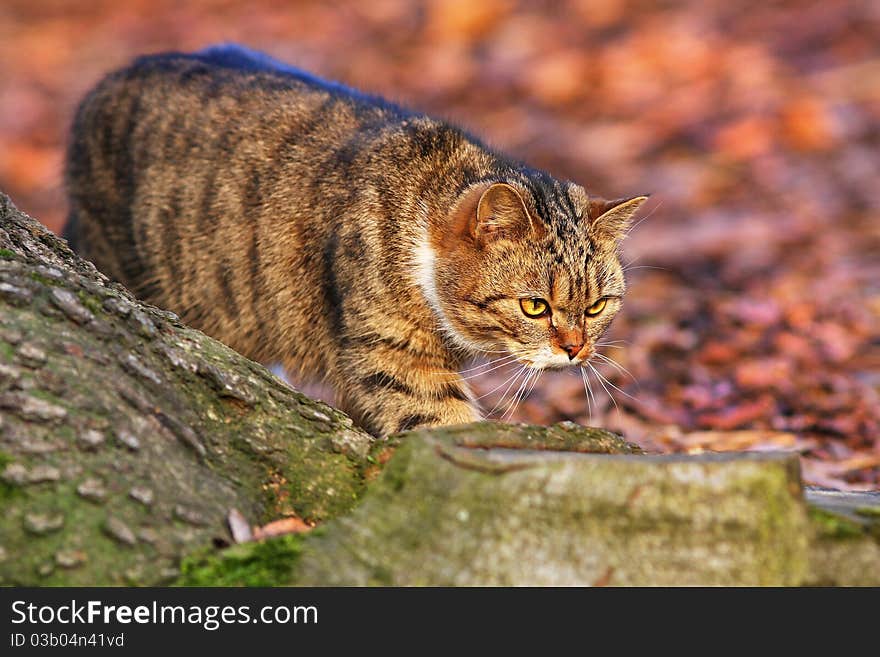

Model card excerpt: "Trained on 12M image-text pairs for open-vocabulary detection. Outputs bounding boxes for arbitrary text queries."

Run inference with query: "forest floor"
[1,0,877,489]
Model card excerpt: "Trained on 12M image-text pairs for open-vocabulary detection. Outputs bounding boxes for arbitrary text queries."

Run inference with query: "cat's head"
[423,180,647,369]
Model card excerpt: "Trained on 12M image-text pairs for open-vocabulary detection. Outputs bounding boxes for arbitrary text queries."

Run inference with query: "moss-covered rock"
[804,489,880,585]
[178,427,880,586]
[290,427,814,585]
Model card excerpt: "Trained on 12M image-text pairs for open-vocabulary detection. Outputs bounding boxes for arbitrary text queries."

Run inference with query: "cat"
[64,44,647,437]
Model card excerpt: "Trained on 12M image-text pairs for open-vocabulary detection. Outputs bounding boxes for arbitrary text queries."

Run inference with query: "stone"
[292,427,810,586]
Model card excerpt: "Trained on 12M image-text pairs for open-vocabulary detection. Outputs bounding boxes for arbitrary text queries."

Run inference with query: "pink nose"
[562,342,583,360]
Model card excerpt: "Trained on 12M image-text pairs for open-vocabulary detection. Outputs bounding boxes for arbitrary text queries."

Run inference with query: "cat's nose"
[562,342,584,360]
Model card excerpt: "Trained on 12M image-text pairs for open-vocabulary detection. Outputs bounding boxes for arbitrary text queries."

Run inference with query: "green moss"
[77,291,103,315]
[26,388,68,407]
[29,272,60,286]
[283,452,365,522]
[855,505,880,518]
[378,444,410,493]
[0,340,14,361]
[0,450,19,500]
[809,507,864,540]
[175,534,308,586]
[0,248,15,259]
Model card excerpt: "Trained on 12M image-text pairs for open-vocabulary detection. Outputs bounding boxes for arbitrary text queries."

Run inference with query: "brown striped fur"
[64,45,646,436]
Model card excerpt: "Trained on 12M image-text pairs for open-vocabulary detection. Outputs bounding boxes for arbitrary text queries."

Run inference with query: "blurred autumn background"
[0,0,878,490]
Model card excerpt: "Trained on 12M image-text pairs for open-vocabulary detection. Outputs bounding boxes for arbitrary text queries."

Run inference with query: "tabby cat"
[64,45,647,437]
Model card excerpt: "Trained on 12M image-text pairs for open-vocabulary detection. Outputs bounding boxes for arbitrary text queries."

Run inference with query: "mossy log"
[1,193,877,586]
[0,194,378,585]
[179,426,880,586]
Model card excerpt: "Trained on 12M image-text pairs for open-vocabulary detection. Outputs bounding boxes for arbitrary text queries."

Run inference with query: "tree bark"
[0,194,378,585]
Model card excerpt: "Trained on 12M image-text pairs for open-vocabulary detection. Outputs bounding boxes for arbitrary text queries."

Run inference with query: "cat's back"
[74,44,400,128]
[66,44,404,208]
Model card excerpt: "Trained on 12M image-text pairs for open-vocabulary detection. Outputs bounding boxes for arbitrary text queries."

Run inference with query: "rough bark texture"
[0,194,377,585]
[1,193,878,586]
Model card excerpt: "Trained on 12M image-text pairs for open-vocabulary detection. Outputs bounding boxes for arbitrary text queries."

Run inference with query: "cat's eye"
[520,298,550,318]
[586,298,608,316]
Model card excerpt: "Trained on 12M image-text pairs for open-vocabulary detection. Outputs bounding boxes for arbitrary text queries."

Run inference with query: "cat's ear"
[472,183,535,244]
[587,195,649,241]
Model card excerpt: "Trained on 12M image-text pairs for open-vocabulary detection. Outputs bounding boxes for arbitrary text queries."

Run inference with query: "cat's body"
[65,45,645,436]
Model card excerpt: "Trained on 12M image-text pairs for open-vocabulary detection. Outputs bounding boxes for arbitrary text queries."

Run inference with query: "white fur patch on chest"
[411,236,474,352]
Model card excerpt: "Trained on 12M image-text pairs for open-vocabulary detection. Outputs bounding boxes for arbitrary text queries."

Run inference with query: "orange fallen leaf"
[252,516,313,540]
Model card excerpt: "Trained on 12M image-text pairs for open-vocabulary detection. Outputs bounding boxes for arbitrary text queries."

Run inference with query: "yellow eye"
[520,298,549,318]
[586,298,607,316]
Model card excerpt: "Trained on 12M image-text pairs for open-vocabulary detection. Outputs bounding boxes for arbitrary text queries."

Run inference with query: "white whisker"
[501,369,533,421]
[457,354,518,374]
[524,369,542,399]
[588,362,619,415]
[579,368,595,422]
[479,365,525,405]
[487,366,527,417]
[595,339,629,347]
[592,352,637,384]
[590,362,638,402]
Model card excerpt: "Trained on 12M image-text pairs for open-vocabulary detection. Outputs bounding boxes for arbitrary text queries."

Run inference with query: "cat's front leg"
[332,355,481,437]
